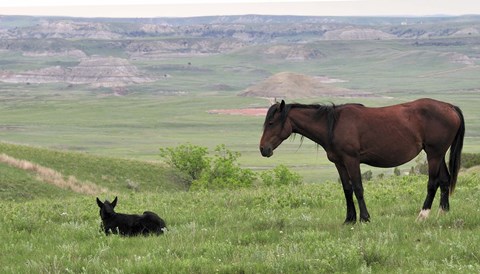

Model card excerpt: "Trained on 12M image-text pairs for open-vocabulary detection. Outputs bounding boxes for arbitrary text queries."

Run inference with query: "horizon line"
[1,2,479,18]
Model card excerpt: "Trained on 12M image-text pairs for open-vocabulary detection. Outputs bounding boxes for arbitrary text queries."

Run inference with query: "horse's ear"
[96,197,103,208]
[279,100,285,111]
[112,196,118,208]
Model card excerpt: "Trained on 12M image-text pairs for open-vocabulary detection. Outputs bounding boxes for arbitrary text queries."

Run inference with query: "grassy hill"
[1,143,480,273]
[0,162,75,201]
[0,142,186,196]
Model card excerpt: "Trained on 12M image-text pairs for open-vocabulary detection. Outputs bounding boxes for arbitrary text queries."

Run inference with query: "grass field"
[1,144,480,273]
[1,27,480,273]
[0,88,478,183]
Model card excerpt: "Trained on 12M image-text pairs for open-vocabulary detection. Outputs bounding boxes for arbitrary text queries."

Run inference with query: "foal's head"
[96,196,118,220]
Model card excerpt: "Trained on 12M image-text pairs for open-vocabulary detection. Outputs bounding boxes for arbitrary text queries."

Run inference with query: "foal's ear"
[112,196,118,208]
[279,100,285,111]
[96,197,103,208]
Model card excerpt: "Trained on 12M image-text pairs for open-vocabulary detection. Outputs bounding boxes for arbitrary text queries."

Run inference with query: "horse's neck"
[289,108,329,148]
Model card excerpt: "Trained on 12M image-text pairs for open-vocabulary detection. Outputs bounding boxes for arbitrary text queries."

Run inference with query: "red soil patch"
[208,108,268,116]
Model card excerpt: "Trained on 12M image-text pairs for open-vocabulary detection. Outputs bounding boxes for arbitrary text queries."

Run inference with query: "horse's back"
[403,98,462,138]
[333,98,462,167]
[344,98,460,128]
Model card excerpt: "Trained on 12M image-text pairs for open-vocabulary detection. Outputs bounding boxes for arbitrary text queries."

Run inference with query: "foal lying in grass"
[96,196,166,236]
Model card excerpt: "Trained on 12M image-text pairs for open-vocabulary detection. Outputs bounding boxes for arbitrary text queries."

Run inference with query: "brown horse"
[260,98,464,223]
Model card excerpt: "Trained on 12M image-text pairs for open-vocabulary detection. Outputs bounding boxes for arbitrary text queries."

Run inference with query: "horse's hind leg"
[437,158,451,212]
[417,155,443,221]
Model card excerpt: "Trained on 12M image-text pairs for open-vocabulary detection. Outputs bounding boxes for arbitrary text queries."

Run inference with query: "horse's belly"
[363,158,410,168]
[360,146,421,168]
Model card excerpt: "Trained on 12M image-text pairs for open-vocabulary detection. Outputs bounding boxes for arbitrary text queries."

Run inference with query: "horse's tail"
[449,105,465,195]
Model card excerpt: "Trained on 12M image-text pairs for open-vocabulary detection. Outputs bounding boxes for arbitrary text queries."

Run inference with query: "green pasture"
[2,16,480,273]
[1,146,480,272]
[1,38,480,181]
[0,87,478,183]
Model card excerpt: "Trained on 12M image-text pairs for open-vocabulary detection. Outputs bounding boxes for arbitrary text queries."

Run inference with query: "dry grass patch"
[0,153,107,195]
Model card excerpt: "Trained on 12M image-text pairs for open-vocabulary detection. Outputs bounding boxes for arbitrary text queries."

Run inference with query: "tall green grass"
[1,170,479,273]
[1,138,480,273]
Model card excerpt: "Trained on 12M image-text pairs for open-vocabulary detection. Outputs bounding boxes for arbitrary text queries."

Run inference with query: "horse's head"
[260,100,292,157]
[96,196,118,220]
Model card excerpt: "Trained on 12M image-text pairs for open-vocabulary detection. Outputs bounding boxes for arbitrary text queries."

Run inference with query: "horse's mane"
[265,102,343,146]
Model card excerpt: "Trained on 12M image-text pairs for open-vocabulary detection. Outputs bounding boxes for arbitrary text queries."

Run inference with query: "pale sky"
[1,0,479,18]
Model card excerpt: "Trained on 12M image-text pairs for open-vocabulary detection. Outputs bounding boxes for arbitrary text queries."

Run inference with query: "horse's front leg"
[335,164,357,224]
[344,159,370,222]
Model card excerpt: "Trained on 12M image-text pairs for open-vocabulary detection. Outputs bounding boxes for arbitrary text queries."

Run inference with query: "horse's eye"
[268,121,274,126]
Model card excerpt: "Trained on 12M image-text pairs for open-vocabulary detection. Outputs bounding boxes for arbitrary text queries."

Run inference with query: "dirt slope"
[239,72,372,99]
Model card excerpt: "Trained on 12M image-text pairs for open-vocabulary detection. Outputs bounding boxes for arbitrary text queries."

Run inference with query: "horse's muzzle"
[260,146,273,157]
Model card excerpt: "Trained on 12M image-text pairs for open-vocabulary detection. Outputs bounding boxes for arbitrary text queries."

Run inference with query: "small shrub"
[461,153,480,169]
[159,143,210,188]
[126,179,140,192]
[260,164,302,186]
[160,144,256,190]
[191,145,256,190]
[393,167,401,176]
[362,170,373,181]
[409,166,416,175]
[413,155,429,175]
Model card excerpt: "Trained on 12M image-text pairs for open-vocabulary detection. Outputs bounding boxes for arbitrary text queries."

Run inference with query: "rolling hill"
[239,72,372,99]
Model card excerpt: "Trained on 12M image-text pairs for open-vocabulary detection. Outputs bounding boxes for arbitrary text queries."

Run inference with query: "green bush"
[260,164,302,186]
[393,167,401,176]
[461,153,480,169]
[159,143,210,188]
[191,144,257,190]
[160,144,256,190]
[160,144,304,190]
[362,170,373,181]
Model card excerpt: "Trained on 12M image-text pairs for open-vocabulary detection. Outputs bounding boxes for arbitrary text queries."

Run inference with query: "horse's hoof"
[416,209,431,222]
[437,208,448,216]
[360,217,370,223]
[343,218,356,225]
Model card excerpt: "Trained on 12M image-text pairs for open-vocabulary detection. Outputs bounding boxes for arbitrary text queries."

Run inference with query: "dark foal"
[96,197,166,236]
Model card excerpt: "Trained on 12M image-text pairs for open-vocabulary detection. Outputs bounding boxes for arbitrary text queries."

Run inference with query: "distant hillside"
[0,56,153,88]
[239,72,373,99]
[1,14,480,41]
[1,14,480,91]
